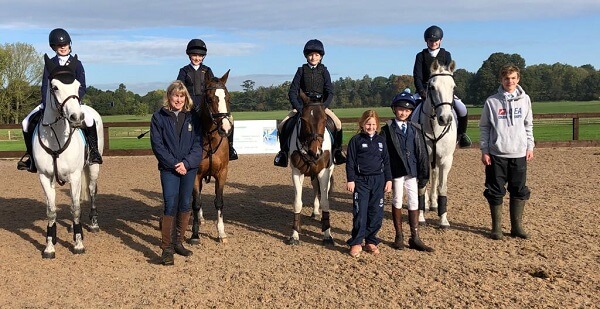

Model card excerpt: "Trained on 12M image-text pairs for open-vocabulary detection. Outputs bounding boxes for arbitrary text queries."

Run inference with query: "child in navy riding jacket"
[380,90,433,252]
[345,110,392,257]
[151,80,203,266]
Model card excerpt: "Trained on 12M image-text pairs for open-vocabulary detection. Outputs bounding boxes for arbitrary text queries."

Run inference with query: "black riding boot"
[274,121,290,167]
[17,130,37,173]
[84,121,103,164]
[457,114,472,148]
[333,129,346,165]
[228,128,238,161]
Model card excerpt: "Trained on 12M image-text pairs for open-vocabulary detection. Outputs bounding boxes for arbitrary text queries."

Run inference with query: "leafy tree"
[468,53,526,105]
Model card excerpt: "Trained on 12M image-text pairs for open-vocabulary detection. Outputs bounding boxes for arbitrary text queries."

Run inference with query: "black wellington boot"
[510,199,529,239]
[489,203,503,240]
[84,121,103,164]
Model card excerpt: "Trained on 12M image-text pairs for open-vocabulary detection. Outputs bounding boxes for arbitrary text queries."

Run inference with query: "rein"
[294,102,326,165]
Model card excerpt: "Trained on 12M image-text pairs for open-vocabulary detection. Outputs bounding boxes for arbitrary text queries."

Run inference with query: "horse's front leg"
[70,173,85,254]
[310,176,321,219]
[39,175,57,259]
[318,167,334,245]
[214,170,228,243]
[288,170,304,245]
[189,176,202,245]
[429,164,440,213]
[418,187,427,225]
[87,164,100,232]
[436,158,454,229]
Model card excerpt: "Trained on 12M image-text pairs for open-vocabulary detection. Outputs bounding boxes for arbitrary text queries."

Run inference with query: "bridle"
[204,83,233,137]
[294,102,326,162]
[38,82,82,186]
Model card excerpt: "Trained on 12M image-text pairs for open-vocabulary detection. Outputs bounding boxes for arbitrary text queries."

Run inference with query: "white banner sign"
[233,120,280,154]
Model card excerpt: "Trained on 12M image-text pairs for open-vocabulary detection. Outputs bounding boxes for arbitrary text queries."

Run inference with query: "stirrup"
[229,147,238,160]
[333,149,347,165]
[274,151,288,167]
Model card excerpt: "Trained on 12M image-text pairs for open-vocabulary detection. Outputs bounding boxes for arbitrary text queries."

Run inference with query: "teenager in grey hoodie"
[479,64,534,240]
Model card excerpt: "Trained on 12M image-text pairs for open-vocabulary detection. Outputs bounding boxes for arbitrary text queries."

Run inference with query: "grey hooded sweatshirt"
[479,85,534,158]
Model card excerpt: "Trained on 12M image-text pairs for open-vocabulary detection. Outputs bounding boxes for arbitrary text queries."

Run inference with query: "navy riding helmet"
[391,90,416,110]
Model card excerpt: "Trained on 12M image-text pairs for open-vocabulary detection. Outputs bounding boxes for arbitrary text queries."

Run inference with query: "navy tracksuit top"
[346,132,393,183]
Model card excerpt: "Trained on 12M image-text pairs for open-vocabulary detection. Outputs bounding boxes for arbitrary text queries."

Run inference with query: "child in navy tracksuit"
[345,110,392,257]
[151,80,203,266]
[380,90,434,252]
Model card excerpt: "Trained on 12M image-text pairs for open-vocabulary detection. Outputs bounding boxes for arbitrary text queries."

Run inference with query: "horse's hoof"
[438,225,450,230]
[67,225,73,233]
[429,207,438,213]
[287,238,300,246]
[42,251,55,259]
[322,237,334,246]
[219,237,228,244]
[419,221,427,226]
[188,237,201,245]
[73,248,85,255]
[88,225,100,233]
[310,213,321,220]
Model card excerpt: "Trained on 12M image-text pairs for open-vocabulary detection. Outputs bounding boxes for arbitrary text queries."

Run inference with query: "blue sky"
[2,0,599,94]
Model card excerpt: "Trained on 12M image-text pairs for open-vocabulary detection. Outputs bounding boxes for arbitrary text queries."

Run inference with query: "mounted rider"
[177,38,238,161]
[274,39,346,167]
[413,25,472,148]
[18,28,102,173]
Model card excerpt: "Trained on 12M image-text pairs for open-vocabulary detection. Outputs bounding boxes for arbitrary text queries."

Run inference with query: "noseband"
[49,86,81,123]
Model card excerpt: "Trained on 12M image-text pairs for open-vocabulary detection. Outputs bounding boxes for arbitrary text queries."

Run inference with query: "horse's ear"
[67,54,79,71]
[44,53,57,73]
[448,60,456,73]
[220,69,230,84]
[299,90,309,104]
[431,59,440,72]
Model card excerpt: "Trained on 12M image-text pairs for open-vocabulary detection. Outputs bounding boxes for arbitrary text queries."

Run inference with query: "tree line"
[1,43,599,125]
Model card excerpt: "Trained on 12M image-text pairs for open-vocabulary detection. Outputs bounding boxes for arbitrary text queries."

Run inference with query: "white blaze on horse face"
[51,79,84,126]
[214,88,232,133]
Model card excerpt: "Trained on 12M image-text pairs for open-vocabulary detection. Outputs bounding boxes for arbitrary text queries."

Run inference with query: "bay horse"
[412,59,457,229]
[189,70,233,244]
[287,92,335,245]
[33,54,103,258]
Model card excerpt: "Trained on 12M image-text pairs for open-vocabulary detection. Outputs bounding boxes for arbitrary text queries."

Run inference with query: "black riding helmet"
[49,28,71,47]
[391,90,416,110]
[186,39,207,55]
[303,39,325,57]
[424,25,443,41]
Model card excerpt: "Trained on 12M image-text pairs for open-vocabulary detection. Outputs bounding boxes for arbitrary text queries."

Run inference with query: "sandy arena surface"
[0,147,599,308]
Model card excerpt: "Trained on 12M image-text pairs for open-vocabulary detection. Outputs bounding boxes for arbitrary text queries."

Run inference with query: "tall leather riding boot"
[509,199,529,239]
[17,130,37,173]
[391,207,404,249]
[274,121,289,167]
[84,122,103,164]
[408,210,434,252]
[457,115,472,148]
[228,128,238,161]
[489,203,503,240]
[333,129,347,165]
[161,215,175,265]
[174,211,193,256]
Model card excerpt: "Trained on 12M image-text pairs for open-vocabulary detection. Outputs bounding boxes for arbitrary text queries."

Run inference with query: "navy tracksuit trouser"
[347,174,385,246]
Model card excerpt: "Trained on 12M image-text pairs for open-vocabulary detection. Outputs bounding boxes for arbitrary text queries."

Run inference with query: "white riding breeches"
[414,93,468,117]
[23,104,95,132]
[392,176,419,211]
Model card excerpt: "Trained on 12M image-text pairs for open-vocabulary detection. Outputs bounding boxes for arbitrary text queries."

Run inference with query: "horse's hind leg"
[70,174,85,254]
[437,160,453,229]
[87,165,100,232]
[214,173,228,243]
[40,176,57,259]
[189,177,202,245]
[318,168,334,246]
[310,176,321,220]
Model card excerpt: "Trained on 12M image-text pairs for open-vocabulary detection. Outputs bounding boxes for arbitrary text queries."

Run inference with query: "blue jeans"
[347,175,385,246]
[160,168,198,216]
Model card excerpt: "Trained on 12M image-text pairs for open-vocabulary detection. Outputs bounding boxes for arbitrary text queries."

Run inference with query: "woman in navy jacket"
[151,80,203,266]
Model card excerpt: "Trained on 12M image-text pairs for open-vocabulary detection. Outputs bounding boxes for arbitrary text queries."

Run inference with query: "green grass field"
[2,100,599,151]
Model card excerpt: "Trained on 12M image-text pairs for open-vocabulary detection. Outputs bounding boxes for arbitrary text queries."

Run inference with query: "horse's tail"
[80,166,91,202]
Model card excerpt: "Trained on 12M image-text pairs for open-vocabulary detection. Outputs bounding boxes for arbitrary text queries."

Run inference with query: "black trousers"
[483,155,530,205]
